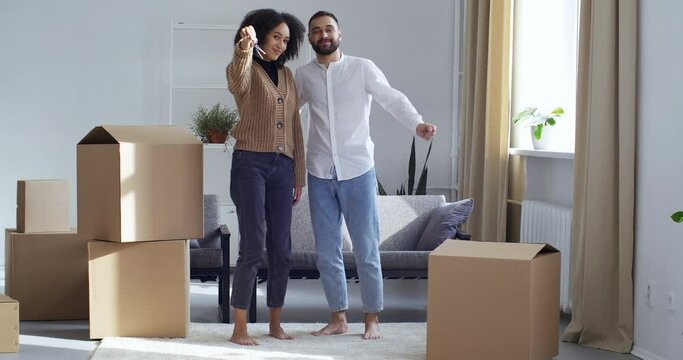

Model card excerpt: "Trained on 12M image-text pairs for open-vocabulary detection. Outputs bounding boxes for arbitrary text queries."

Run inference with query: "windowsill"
[203,144,227,149]
[508,148,574,160]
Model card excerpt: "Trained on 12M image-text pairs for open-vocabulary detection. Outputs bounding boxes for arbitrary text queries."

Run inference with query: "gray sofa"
[242,193,470,322]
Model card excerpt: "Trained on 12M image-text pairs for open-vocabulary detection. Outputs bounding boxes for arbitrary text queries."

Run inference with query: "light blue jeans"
[308,167,383,313]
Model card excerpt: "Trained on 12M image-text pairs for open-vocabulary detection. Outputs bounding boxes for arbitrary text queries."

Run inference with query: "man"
[295,11,436,340]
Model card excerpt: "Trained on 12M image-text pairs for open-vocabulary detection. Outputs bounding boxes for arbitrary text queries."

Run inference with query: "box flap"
[0,294,17,303]
[431,240,557,261]
[78,126,200,145]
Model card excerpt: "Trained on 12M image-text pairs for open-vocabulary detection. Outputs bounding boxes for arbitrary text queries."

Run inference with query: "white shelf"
[509,148,574,160]
[203,143,228,149]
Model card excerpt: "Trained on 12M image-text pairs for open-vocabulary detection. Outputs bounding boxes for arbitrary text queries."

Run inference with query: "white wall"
[633,1,683,359]
[0,0,459,266]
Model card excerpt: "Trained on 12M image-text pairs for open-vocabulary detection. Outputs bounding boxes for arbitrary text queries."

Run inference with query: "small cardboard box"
[16,180,69,233]
[88,239,189,339]
[77,125,203,242]
[5,229,89,320]
[427,240,560,360]
[0,295,19,353]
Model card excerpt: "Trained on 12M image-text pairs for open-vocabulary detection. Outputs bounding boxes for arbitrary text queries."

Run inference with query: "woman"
[226,9,306,346]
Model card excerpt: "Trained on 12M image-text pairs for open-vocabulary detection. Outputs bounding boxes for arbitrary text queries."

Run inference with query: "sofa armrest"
[219,225,231,258]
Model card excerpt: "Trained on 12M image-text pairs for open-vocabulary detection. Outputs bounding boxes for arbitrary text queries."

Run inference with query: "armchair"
[189,194,231,323]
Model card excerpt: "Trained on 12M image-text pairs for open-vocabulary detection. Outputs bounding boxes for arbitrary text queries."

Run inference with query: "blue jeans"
[230,150,294,310]
[308,168,383,313]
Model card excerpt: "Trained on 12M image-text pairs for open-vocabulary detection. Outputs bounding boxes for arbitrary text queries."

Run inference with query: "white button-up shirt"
[295,54,423,181]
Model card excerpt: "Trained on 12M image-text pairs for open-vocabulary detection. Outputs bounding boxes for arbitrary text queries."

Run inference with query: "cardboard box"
[4,229,89,320]
[88,239,189,339]
[0,295,19,353]
[16,180,69,233]
[427,240,560,360]
[77,125,203,242]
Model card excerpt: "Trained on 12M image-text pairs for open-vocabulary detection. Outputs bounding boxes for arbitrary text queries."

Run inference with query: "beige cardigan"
[226,46,306,187]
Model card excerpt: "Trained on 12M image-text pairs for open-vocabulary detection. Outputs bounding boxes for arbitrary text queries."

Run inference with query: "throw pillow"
[416,198,474,251]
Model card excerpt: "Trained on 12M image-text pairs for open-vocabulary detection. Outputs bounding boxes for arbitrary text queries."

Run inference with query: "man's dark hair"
[308,11,339,29]
[233,9,305,67]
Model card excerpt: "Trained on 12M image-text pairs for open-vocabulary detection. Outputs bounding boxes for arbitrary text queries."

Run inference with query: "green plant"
[512,106,564,140]
[189,103,239,143]
[377,137,433,195]
[672,211,683,223]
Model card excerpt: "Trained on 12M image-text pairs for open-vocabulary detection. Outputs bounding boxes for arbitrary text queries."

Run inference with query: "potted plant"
[377,137,433,195]
[190,103,239,144]
[512,106,564,150]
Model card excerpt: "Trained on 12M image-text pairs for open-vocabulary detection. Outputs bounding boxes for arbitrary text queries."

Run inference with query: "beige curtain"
[457,0,512,242]
[563,0,637,353]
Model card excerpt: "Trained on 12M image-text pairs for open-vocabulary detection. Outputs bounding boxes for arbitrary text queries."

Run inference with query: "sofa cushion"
[416,198,474,251]
[279,250,432,271]
[377,195,446,251]
[192,194,221,249]
[291,192,352,251]
[190,248,223,268]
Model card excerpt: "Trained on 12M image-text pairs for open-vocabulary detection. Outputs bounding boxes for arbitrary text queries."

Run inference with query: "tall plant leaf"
[415,139,433,195]
[377,177,387,196]
[407,137,416,195]
[672,211,683,223]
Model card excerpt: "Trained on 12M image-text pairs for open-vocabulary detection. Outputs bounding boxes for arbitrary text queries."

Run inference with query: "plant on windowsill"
[377,137,433,196]
[189,103,239,145]
[512,106,564,150]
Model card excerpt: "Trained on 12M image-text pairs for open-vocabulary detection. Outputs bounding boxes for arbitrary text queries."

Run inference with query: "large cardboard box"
[88,239,189,339]
[77,125,203,242]
[16,180,69,233]
[4,229,89,320]
[427,240,560,360]
[0,295,19,353]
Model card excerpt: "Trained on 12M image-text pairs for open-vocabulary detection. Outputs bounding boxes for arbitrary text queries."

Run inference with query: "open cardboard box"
[427,240,560,360]
[77,125,203,243]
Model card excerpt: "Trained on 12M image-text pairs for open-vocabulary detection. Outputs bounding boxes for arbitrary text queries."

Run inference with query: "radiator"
[520,200,572,313]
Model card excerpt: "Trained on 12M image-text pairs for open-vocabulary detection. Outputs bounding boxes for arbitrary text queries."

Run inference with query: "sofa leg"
[249,279,257,323]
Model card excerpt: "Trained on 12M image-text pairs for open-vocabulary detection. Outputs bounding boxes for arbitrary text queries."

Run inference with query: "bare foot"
[363,315,382,340]
[230,327,258,346]
[269,325,293,340]
[311,320,348,336]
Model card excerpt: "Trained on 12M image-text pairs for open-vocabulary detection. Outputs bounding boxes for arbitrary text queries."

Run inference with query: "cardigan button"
[277,97,284,104]
[276,122,283,129]
[276,144,285,152]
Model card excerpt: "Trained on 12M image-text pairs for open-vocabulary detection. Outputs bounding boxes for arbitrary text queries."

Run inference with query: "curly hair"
[233,9,305,67]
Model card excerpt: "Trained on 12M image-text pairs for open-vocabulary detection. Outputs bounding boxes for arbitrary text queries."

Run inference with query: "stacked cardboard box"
[0,295,19,353]
[6,180,89,321]
[77,126,202,339]
[427,240,560,360]
[5,230,89,320]
[16,180,69,233]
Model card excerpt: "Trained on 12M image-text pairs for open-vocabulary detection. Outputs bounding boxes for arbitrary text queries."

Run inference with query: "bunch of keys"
[253,40,266,60]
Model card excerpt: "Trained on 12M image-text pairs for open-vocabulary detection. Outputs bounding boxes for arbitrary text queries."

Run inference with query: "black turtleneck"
[253,56,278,86]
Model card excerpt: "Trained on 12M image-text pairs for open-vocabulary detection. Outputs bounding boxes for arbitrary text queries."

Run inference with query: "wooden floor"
[0,269,640,359]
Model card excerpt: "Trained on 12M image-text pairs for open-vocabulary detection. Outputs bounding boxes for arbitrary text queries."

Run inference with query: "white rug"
[90,322,426,360]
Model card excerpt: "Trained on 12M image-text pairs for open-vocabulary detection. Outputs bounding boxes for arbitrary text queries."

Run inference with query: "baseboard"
[632,346,668,360]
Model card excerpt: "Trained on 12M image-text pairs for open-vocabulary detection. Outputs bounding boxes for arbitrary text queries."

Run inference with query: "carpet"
[90,322,427,360]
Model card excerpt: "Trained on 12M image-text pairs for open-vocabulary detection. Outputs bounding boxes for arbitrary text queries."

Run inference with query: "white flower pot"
[530,126,551,150]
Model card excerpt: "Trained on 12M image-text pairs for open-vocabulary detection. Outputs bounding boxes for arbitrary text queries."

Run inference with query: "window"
[510,0,579,152]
